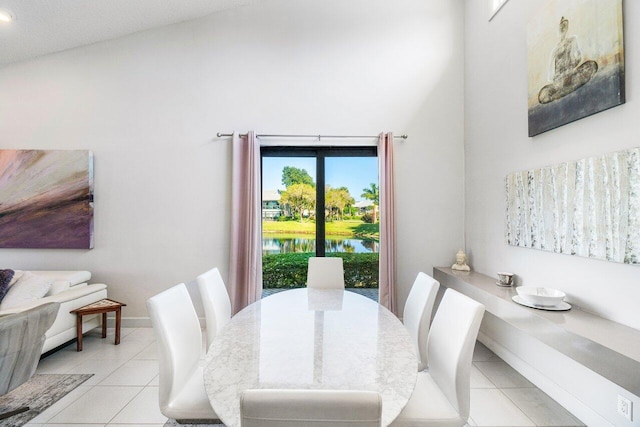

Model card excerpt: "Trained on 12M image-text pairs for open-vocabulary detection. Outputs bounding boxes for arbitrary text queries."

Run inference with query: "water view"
[261,155,379,289]
[263,235,379,255]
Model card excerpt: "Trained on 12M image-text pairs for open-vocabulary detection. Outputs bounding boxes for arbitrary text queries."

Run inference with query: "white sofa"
[0,271,107,354]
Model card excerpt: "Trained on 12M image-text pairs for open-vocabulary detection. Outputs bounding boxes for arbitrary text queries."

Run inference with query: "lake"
[263,235,379,255]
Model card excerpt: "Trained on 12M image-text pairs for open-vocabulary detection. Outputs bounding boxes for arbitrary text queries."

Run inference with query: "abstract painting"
[527,0,624,137]
[0,150,94,249]
[505,147,640,265]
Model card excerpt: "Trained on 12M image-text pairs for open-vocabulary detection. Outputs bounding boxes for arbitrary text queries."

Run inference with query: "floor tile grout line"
[477,347,584,427]
[472,388,538,427]
[473,359,537,389]
[472,361,500,389]
[92,384,158,387]
[35,333,577,427]
[104,384,149,425]
[102,328,153,426]
[499,387,586,427]
[497,387,546,427]
[33,383,97,424]
[471,348,542,427]
[43,327,153,426]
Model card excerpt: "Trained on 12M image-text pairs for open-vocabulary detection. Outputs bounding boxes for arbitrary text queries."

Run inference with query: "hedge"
[262,252,379,289]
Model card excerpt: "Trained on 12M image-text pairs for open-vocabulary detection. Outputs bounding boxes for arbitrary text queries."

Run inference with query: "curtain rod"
[216,133,408,140]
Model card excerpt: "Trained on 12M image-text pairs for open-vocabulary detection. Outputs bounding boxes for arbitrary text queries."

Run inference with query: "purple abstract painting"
[0,150,94,249]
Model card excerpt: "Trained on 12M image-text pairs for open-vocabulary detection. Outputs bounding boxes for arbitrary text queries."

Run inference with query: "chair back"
[240,389,382,427]
[306,257,345,289]
[147,284,202,411]
[0,302,58,395]
[197,267,232,348]
[403,272,439,371]
[426,289,485,421]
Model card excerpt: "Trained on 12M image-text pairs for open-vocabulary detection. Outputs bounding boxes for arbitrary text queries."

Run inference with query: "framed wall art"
[505,147,640,265]
[0,150,94,249]
[527,0,624,137]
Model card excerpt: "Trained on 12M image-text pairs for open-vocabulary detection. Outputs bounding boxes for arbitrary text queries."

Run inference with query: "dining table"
[203,288,418,427]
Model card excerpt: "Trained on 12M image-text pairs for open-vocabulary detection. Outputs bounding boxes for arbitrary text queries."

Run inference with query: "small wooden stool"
[70,298,126,351]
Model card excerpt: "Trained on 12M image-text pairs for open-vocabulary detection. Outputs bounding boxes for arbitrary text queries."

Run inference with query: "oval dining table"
[203,288,418,427]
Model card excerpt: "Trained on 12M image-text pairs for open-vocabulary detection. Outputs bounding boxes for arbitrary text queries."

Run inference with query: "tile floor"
[25,327,585,427]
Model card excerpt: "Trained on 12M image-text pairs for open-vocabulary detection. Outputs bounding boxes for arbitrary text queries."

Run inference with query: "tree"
[361,183,379,205]
[279,183,316,222]
[325,187,341,221]
[326,186,354,221]
[361,183,379,223]
[282,166,315,188]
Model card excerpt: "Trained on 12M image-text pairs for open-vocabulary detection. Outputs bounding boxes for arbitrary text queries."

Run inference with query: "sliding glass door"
[261,147,379,298]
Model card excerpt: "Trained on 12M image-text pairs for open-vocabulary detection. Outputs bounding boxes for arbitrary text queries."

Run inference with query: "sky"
[262,157,378,201]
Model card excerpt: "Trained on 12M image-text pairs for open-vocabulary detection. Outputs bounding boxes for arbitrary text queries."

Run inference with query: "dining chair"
[391,289,485,427]
[306,257,345,289]
[403,272,439,371]
[197,267,232,348]
[240,389,382,427]
[146,283,219,423]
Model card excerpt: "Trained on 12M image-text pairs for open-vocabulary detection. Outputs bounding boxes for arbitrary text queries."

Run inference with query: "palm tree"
[361,183,379,223]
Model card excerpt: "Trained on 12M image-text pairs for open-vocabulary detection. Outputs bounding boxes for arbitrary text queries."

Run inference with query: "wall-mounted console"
[434,267,640,426]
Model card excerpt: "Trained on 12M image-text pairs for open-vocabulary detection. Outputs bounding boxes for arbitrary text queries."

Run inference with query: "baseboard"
[106,316,205,328]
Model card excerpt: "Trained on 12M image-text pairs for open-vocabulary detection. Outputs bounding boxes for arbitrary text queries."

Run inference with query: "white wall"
[0,0,465,319]
[464,0,640,331]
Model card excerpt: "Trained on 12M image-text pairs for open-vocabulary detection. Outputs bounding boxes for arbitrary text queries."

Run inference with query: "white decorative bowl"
[516,287,566,307]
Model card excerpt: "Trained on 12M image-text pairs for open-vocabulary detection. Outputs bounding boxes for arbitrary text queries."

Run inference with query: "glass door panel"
[261,157,316,291]
[325,157,379,295]
[261,148,379,301]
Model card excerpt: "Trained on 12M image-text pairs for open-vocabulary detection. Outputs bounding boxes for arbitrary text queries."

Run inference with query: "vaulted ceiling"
[0,0,256,67]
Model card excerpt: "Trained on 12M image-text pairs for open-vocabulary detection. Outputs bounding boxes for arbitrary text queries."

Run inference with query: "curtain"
[228,131,263,314]
[378,132,397,314]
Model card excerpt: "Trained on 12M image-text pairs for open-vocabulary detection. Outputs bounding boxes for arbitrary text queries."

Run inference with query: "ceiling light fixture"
[0,9,14,23]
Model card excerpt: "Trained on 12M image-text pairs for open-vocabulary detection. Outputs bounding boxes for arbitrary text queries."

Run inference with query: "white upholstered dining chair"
[306,257,345,289]
[146,283,219,423]
[403,272,440,371]
[391,289,485,427]
[197,267,232,348]
[240,389,382,427]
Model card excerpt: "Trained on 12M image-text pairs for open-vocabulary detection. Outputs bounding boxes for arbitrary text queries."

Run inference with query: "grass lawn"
[263,219,379,239]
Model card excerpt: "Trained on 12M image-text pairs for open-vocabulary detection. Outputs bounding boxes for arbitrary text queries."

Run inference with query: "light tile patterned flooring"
[26,327,584,427]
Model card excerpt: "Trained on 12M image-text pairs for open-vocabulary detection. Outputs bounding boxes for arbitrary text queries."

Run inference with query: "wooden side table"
[70,298,126,351]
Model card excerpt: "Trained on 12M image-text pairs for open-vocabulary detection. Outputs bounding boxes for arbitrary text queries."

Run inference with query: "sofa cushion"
[0,272,53,311]
[8,270,23,287]
[47,281,72,296]
[0,269,15,303]
[30,271,91,288]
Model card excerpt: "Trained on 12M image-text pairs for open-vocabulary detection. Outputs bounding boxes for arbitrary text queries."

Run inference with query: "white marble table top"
[203,288,418,427]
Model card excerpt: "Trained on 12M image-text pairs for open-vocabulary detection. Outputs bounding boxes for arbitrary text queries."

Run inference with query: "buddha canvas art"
[527,0,624,137]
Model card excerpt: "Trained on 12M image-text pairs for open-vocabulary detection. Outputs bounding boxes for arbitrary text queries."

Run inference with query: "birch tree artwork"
[505,148,640,265]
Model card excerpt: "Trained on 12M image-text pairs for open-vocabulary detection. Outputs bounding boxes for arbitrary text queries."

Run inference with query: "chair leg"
[0,406,30,420]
